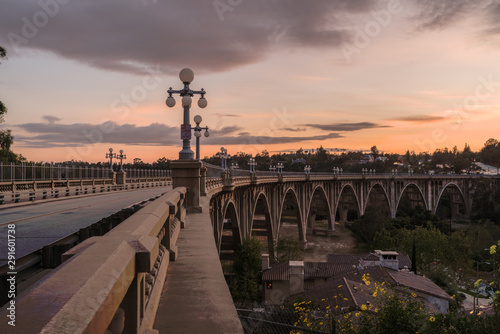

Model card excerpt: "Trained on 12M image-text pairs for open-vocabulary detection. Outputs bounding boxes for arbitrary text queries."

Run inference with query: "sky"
[1,0,500,163]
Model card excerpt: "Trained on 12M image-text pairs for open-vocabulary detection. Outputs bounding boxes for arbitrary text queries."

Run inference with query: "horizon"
[1,1,500,163]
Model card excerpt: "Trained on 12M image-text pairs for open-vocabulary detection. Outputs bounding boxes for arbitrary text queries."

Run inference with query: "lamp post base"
[179,148,195,160]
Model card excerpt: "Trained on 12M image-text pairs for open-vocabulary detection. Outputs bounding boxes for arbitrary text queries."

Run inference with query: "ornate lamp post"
[106,148,116,172]
[304,165,311,174]
[165,68,207,160]
[277,162,284,174]
[249,158,257,174]
[192,115,209,160]
[217,147,230,171]
[269,165,276,174]
[117,149,127,172]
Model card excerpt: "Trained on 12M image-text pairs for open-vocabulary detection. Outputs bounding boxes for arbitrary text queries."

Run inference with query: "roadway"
[0,186,172,267]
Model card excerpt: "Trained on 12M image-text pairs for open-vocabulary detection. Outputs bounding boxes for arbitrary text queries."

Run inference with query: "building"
[262,251,452,314]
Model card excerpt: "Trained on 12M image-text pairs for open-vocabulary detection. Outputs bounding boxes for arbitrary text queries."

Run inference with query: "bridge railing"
[0,162,170,182]
[0,187,187,334]
[0,178,172,205]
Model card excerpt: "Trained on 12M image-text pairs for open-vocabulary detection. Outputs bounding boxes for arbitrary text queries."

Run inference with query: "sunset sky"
[1,0,500,163]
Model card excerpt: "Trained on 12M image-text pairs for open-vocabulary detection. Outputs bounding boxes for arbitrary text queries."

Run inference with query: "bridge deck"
[154,196,244,334]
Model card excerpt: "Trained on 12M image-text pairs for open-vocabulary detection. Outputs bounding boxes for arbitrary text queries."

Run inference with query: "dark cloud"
[283,127,307,132]
[390,115,446,123]
[482,1,500,35]
[204,132,342,146]
[0,0,379,75]
[15,121,179,147]
[215,113,241,118]
[212,125,242,136]
[410,0,490,31]
[14,121,342,148]
[42,115,61,124]
[306,122,388,132]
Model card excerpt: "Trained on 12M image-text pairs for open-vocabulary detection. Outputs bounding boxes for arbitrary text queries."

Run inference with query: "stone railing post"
[116,171,126,185]
[170,160,202,212]
[200,166,207,196]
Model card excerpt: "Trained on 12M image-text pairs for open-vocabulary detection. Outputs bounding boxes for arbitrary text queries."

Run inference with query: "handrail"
[0,187,187,334]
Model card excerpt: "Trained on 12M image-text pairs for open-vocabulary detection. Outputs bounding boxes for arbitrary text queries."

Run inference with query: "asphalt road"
[0,186,172,266]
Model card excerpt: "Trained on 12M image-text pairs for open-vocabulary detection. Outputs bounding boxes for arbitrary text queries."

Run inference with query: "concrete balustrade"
[0,178,172,205]
[0,187,187,334]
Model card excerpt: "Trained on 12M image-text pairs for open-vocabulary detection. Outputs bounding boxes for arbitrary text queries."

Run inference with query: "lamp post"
[304,165,311,174]
[269,165,276,174]
[249,158,257,174]
[106,148,116,172]
[192,115,210,160]
[218,147,230,171]
[117,149,127,172]
[165,68,207,160]
[277,162,284,174]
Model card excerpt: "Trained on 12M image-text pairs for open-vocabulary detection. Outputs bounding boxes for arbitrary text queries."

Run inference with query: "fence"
[236,304,330,334]
[0,162,170,182]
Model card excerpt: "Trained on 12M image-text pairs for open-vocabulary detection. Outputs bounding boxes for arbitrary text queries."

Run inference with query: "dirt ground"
[279,221,367,262]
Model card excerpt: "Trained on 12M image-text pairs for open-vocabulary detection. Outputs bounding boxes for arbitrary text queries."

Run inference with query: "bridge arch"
[434,182,468,219]
[250,192,274,257]
[364,183,391,217]
[395,183,428,215]
[335,184,361,225]
[305,184,333,235]
[219,200,242,275]
[277,187,304,243]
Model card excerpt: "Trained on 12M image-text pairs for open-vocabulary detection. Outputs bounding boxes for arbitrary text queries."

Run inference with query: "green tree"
[276,237,302,262]
[0,45,18,162]
[230,237,263,303]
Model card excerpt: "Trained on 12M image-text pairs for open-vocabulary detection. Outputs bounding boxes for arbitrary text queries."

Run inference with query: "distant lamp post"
[165,68,207,160]
[333,167,340,174]
[117,150,127,172]
[106,148,116,172]
[269,165,276,173]
[304,165,311,174]
[193,115,209,160]
[249,158,257,174]
[217,147,230,171]
[277,162,284,174]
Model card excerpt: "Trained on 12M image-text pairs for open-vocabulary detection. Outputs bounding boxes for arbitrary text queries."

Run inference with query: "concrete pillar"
[111,172,117,185]
[306,210,316,235]
[289,261,304,295]
[339,205,348,225]
[262,254,270,271]
[200,166,207,196]
[170,160,202,213]
[116,172,126,185]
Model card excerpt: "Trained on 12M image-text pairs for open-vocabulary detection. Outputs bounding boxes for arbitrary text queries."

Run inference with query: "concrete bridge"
[0,162,497,333]
[210,172,497,260]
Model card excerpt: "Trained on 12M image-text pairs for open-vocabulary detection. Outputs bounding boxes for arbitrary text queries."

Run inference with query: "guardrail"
[0,178,172,205]
[0,187,187,334]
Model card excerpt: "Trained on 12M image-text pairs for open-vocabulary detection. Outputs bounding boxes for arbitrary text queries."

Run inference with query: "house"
[292,265,452,314]
[327,250,412,271]
[262,251,452,314]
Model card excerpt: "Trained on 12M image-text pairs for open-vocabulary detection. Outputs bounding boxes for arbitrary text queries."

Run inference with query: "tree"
[371,145,379,159]
[0,45,7,121]
[230,237,263,303]
[0,45,17,162]
[276,237,302,262]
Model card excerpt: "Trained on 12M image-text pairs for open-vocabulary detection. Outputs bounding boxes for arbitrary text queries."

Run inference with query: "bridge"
[0,161,497,333]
